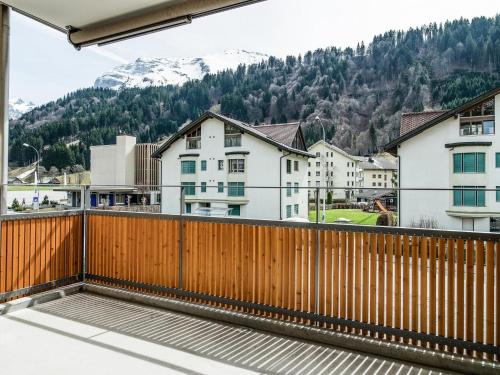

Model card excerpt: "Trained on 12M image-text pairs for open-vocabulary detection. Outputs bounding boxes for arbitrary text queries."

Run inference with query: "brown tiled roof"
[400,110,447,136]
[253,123,300,147]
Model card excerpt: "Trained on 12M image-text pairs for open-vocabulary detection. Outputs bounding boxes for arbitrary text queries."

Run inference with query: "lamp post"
[23,143,40,209]
[314,116,326,223]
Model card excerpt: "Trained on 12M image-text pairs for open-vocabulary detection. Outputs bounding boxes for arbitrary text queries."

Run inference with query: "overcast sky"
[9,0,498,104]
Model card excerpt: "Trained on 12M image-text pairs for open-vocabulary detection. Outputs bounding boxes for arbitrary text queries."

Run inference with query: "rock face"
[94,49,269,90]
[9,98,35,120]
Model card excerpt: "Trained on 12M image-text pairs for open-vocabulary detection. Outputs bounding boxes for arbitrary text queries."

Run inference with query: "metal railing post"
[82,185,90,282]
[315,187,320,319]
[178,186,185,289]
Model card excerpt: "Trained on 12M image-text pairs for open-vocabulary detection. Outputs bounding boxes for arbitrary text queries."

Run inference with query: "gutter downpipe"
[279,151,291,220]
[0,5,8,214]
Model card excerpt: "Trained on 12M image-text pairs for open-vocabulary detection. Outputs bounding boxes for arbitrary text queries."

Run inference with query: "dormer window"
[186,125,201,149]
[224,124,241,147]
[459,98,495,136]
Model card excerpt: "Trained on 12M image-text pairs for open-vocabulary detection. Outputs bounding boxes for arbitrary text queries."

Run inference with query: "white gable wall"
[160,117,309,220]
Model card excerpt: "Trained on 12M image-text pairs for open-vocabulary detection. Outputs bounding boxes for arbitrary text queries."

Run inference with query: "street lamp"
[23,143,40,209]
[314,116,326,223]
[22,143,40,183]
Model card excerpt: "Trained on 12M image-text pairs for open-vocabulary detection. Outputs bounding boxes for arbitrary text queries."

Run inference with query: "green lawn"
[309,209,379,225]
[8,185,56,191]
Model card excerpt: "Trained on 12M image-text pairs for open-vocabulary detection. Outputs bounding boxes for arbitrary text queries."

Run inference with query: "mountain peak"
[9,98,35,120]
[94,50,269,90]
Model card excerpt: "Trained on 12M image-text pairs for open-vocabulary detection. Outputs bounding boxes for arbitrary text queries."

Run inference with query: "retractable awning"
[0,0,264,48]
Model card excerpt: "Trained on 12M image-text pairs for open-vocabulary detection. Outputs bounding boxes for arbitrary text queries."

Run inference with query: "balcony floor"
[0,292,453,375]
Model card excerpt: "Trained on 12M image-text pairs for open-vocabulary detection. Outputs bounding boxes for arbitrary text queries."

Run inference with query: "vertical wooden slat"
[456,239,465,349]
[447,239,456,352]
[411,235,419,342]
[465,239,474,352]
[437,239,446,349]
[339,231,347,322]
[0,222,7,294]
[386,234,393,335]
[369,233,377,336]
[361,232,369,330]
[354,232,362,333]
[377,233,385,336]
[496,241,500,361]
[403,235,410,341]
[475,240,484,355]
[332,231,339,327]
[394,235,402,341]
[420,237,428,345]
[347,231,354,326]
[485,241,494,359]
[429,238,437,348]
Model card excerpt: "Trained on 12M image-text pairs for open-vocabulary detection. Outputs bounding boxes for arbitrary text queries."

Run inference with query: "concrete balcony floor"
[0,292,453,375]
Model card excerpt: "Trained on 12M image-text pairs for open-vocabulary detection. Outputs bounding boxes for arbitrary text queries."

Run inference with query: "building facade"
[153,112,312,219]
[357,154,397,190]
[90,135,160,207]
[307,140,359,201]
[387,87,500,232]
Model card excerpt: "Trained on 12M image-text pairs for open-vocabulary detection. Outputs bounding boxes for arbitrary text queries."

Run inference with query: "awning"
[0,0,264,48]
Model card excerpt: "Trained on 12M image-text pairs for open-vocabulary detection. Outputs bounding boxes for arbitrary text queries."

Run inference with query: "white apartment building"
[307,140,359,200]
[387,87,500,232]
[90,135,160,207]
[152,112,313,219]
[357,154,397,190]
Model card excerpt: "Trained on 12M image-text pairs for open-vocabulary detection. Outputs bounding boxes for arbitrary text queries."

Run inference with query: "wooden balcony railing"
[0,211,83,302]
[85,210,500,361]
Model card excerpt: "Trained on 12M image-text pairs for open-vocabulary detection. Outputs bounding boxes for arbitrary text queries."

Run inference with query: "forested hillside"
[10,15,500,170]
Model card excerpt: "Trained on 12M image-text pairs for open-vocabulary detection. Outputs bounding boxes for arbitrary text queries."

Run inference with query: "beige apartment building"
[90,135,160,207]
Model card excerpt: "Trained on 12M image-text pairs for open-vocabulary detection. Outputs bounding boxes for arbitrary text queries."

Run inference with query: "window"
[181,160,196,174]
[201,182,207,193]
[294,160,299,171]
[218,182,224,193]
[286,182,292,197]
[308,172,311,176]
[496,153,500,168]
[378,174,382,178]
[218,160,224,171]
[186,125,201,149]
[294,204,299,215]
[185,203,191,214]
[384,175,387,180]
[316,171,320,176]
[308,162,311,167]
[316,162,320,167]
[316,181,320,187]
[228,159,245,173]
[224,124,242,147]
[286,159,292,174]
[378,182,382,186]
[181,182,195,196]
[453,152,485,173]
[497,186,500,202]
[316,152,320,157]
[346,172,349,177]
[294,182,299,193]
[228,182,245,196]
[460,98,495,136]
[346,162,349,167]
[286,205,292,218]
[372,182,376,187]
[201,160,207,171]
[384,183,387,188]
[228,204,241,216]
[372,174,376,178]
[453,186,486,207]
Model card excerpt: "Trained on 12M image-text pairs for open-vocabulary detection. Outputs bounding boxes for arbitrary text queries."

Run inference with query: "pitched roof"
[385,86,500,153]
[358,156,397,171]
[152,111,314,158]
[400,110,447,136]
[307,140,358,161]
[253,123,300,147]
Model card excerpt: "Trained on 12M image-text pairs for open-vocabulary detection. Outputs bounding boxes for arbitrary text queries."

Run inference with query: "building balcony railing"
[1,185,499,368]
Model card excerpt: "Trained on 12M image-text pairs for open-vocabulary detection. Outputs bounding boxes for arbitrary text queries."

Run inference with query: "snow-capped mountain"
[9,98,35,120]
[94,49,269,90]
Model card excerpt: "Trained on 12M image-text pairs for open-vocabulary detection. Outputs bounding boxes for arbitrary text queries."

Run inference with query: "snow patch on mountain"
[94,49,268,90]
[9,98,36,119]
